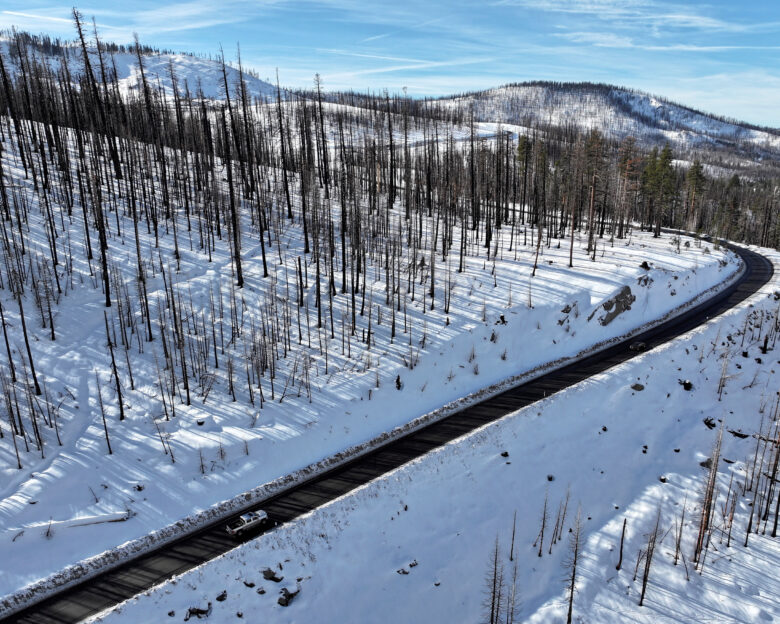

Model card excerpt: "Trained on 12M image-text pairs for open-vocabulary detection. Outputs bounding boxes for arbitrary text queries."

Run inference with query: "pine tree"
[685,160,706,231]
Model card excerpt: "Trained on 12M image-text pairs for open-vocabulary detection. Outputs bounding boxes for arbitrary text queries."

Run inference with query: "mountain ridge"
[2,30,777,170]
[424,81,780,165]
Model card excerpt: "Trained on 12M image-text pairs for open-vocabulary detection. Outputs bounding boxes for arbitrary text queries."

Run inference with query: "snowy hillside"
[89,246,780,624]
[0,113,738,607]
[109,52,277,101]
[0,39,277,101]
[434,83,780,162]
[1,26,779,623]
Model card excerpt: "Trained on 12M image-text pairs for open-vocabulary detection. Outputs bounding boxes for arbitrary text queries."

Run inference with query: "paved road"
[4,242,773,624]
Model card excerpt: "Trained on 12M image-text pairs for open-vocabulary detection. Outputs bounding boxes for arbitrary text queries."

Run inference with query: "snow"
[88,245,780,624]
[0,37,775,620]
[433,84,780,162]
[0,107,740,610]
[4,38,778,168]
[110,52,277,101]
[0,40,277,101]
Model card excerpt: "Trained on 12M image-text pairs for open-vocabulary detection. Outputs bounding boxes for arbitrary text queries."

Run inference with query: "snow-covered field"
[90,246,780,624]
[0,113,740,606]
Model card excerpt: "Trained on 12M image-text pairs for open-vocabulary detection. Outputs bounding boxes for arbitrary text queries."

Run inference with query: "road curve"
[4,243,774,624]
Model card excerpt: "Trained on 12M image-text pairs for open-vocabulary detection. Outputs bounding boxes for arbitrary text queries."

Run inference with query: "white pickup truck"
[225,510,269,537]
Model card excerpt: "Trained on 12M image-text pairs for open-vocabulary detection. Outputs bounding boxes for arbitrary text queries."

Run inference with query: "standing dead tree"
[616,517,627,570]
[534,488,549,558]
[484,536,505,624]
[95,370,112,455]
[639,507,661,607]
[564,506,583,624]
[693,423,723,567]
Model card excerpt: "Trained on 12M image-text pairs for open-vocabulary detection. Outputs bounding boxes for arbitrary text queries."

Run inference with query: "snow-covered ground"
[1,29,778,624]
[0,112,740,605]
[1,34,777,624]
[89,245,780,624]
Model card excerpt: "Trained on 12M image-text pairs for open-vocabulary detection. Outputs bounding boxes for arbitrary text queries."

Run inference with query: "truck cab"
[225,510,269,537]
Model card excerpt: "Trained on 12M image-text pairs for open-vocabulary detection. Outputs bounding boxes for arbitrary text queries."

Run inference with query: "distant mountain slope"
[0,39,277,101]
[433,82,780,161]
[2,34,777,169]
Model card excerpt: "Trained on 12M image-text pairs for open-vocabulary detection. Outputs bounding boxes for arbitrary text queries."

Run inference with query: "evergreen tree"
[685,160,706,230]
[653,144,676,237]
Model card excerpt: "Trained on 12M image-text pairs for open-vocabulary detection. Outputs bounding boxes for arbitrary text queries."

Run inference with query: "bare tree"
[563,506,583,624]
[483,536,505,624]
[639,507,661,607]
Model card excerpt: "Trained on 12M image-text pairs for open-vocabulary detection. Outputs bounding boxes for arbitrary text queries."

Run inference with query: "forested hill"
[425,82,780,166]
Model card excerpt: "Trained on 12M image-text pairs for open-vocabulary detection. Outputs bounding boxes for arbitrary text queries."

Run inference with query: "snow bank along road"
[4,243,773,624]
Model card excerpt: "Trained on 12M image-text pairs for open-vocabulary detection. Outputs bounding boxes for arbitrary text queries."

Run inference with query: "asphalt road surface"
[4,242,773,624]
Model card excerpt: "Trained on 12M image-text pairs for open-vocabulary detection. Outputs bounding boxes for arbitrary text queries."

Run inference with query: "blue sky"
[1,0,778,127]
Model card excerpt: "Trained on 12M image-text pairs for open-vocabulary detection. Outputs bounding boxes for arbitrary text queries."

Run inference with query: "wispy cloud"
[557,31,780,52]
[493,0,653,19]
[0,9,135,41]
[1,1,280,43]
[2,11,72,25]
[496,0,780,33]
[360,32,390,43]
[357,17,447,44]
[557,32,634,47]
[323,56,493,80]
[318,49,433,64]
